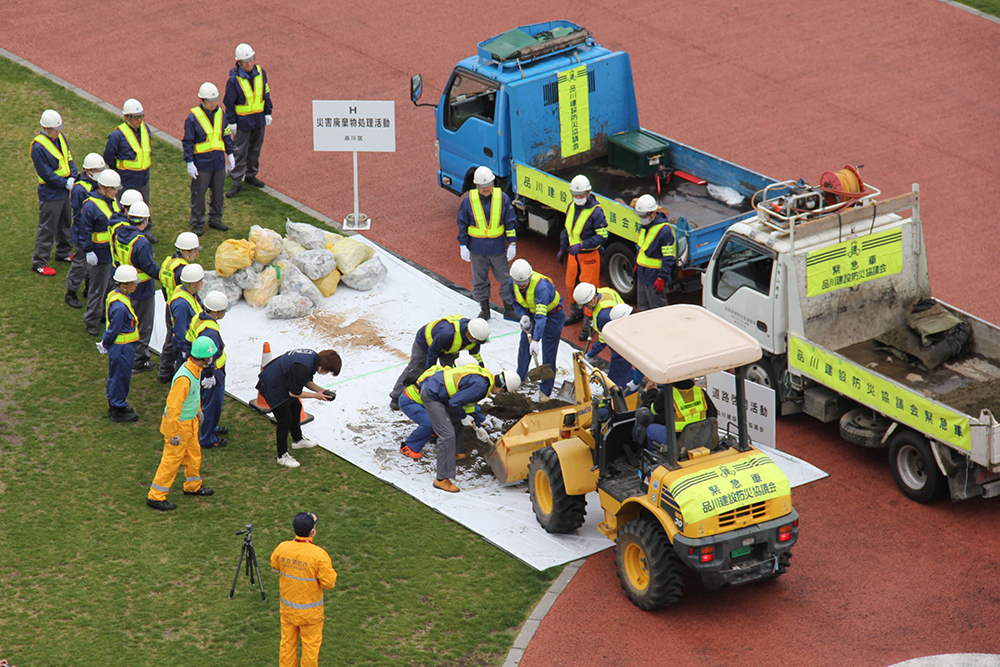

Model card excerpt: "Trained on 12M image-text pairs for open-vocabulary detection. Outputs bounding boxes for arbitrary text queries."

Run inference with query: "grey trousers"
[33,197,73,269]
[189,168,225,228]
[84,263,114,329]
[389,337,457,400]
[134,182,156,238]
[132,296,155,365]
[470,252,512,304]
[231,126,265,182]
[65,243,89,292]
[637,281,669,312]
[422,390,465,481]
[158,306,176,380]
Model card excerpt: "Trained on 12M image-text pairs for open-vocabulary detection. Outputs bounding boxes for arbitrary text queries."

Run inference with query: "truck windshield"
[445,70,498,131]
[713,237,774,301]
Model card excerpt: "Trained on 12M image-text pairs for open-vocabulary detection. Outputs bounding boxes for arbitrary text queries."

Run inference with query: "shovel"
[527,350,555,382]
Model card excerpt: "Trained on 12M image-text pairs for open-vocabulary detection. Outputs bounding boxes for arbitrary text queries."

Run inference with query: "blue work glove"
[569,243,582,255]
[556,247,567,265]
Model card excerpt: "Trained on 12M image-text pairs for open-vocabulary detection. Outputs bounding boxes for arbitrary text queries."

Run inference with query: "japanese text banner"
[557,65,590,158]
[805,228,903,297]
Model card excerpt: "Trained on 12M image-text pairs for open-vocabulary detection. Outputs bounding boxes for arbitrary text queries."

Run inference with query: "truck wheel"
[603,241,637,304]
[745,356,781,417]
[839,408,891,448]
[888,431,946,503]
[615,518,685,610]
[528,447,587,534]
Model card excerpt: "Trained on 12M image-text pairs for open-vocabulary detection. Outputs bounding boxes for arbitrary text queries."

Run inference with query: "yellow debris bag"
[215,239,256,277]
[249,225,283,264]
[312,269,342,297]
[244,266,280,308]
[323,231,342,250]
[331,238,375,275]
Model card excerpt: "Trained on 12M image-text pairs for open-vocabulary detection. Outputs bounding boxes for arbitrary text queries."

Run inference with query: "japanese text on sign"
[805,228,903,297]
[557,65,591,158]
[312,100,396,153]
[706,371,776,449]
[668,455,790,524]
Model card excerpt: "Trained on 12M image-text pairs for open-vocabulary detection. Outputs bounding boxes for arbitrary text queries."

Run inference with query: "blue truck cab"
[411,21,777,300]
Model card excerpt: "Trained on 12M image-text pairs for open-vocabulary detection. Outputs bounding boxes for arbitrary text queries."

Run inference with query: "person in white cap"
[79,169,125,336]
[158,232,201,383]
[182,83,234,235]
[188,290,229,448]
[104,98,157,244]
[224,43,272,198]
[65,153,106,309]
[31,109,78,276]
[111,201,159,373]
[169,263,205,369]
[97,264,141,423]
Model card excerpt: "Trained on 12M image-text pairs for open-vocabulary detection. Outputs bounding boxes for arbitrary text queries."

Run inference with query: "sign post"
[312,100,396,231]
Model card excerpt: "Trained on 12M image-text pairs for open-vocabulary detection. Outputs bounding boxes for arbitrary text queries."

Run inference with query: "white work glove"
[169,435,181,445]
[227,154,235,172]
[265,115,272,126]
[65,177,75,191]
[460,245,471,262]
[519,315,532,332]
[506,244,517,262]
[186,162,199,179]
[529,339,541,356]
[95,341,108,354]
[226,123,237,135]
[461,415,474,427]
[483,414,504,431]
[625,380,639,393]
[197,410,204,422]
[201,375,217,389]
[86,252,98,266]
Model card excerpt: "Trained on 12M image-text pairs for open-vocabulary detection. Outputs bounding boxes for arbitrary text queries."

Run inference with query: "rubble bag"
[293,248,338,280]
[215,239,256,277]
[331,237,375,275]
[249,225,284,264]
[201,270,241,310]
[285,219,329,250]
[341,255,387,291]
[267,294,314,319]
[243,265,280,308]
[324,230,343,250]
[230,265,262,290]
[283,237,307,258]
[279,262,325,306]
[312,269,342,297]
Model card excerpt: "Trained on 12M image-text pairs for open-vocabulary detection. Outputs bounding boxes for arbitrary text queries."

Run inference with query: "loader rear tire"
[528,446,587,534]
[615,518,685,610]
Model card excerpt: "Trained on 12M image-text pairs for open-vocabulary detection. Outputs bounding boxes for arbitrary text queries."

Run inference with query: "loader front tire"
[528,446,587,534]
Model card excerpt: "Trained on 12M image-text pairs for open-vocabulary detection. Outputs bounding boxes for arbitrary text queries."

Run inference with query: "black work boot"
[502,302,518,321]
[478,299,491,320]
[579,317,593,341]
[245,176,266,188]
[81,280,89,298]
[564,304,584,325]
[225,180,243,198]
[65,291,82,309]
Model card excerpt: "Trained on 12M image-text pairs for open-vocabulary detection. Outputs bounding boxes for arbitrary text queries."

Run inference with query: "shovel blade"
[554,380,575,402]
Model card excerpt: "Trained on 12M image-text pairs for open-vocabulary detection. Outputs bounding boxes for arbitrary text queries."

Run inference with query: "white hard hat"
[635,194,658,215]
[198,82,220,100]
[120,189,144,208]
[180,263,205,283]
[510,258,532,284]
[203,290,228,312]
[467,317,490,342]
[82,153,106,171]
[609,303,633,320]
[235,43,255,61]
[473,166,495,187]
[128,201,150,219]
[113,264,139,283]
[501,369,521,393]
[40,109,63,129]
[122,98,144,116]
[455,352,479,367]
[175,232,201,251]
[97,170,122,188]
[569,175,591,195]
[573,282,597,305]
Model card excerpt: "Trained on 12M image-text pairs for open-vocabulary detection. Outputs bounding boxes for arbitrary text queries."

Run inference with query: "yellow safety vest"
[187,316,226,368]
[403,364,447,405]
[32,134,72,183]
[115,122,151,171]
[673,386,708,432]
[234,69,266,115]
[160,256,188,302]
[105,290,139,344]
[191,106,225,154]
[84,196,122,244]
[637,222,676,269]
[591,287,623,342]
[170,288,203,330]
[468,189,504,238]
[565,203,599,246]
[424,315,467,354]
[112,227,151,282]
[443,365,495,414]
[513,272,562,316]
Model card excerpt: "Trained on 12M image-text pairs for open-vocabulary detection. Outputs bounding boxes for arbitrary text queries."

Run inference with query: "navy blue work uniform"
[419,367,491,480]
[113,223,158,366]
[31,132,77,271]
[457,189,517,305]
[256,349,319,457]
[510,272,565,397]
[388,316,484,402]
[170,288,203,364]
[586,308,634,390]
[102,288,138,409]
[190,312,226,446]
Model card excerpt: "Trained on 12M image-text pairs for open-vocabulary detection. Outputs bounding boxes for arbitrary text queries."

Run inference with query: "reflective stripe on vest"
[592,288,623,342]
[424,316,463,353]
[112,229,151,282]
[443,366,494,414]
[281,596,324,610]
[115,122,151,171]
[160,256,188,302]
[513,272,562,315]
[234,70,265,115]
[105,291,139,344]
[565,203,595,246]
[403,364,446,404]
[468,189,503,239]
[165,363,201,420]
[171,289,203,329]
[637,222,676,269]
[32,134,72,183]
[85,196,121,244]
[188,316,226,368]
[191,107,225,154]
[673,386,708,432]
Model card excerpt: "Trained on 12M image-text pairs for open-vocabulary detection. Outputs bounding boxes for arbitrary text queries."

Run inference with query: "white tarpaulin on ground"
[151,235,826,570]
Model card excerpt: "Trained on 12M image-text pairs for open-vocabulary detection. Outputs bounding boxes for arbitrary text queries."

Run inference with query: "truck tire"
[528,447,587,534]
[603,241,637,304]
[745,355,782,417]
[888,431,947,503]
[614,518,685,610]
[839,407,892,448]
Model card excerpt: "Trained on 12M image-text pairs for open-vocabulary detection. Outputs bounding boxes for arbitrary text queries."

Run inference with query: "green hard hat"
[191,336,218,359]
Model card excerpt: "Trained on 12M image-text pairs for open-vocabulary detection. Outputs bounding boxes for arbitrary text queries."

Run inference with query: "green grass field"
[0,57,557,666]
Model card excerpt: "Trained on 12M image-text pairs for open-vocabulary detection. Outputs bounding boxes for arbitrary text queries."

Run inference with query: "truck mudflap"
[671,510,798,590]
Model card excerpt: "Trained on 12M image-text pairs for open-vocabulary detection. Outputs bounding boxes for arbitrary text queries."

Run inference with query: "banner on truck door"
[805,228,903,297]
[788,335,971,451]
[557,65,591,158]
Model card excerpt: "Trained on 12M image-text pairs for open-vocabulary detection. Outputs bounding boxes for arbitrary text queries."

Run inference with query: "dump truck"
[410,20,776,300]
[523,305,798,610]
[701,175,1000,502]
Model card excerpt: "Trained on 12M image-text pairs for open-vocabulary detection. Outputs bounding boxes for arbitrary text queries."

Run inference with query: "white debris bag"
[266,294,314,319]
[249,225,284,264]
[707,183,745,207]
[230,265,262,290]
[293,249,338,280]
[201,270,241,310]
[331,237,375,275]
[278,262,325,306]
[341,255,387,291]
[243,266,280,308]
[285,219,328,250]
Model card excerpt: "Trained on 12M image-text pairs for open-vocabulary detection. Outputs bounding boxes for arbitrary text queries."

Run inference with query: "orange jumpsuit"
[148,360,204,500]
[270,536,338,667]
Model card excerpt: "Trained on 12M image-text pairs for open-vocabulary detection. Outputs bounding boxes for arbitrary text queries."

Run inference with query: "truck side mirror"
[410,74,423,105]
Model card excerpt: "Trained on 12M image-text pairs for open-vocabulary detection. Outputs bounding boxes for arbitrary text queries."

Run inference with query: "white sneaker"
[291,438,318,450]
[276,452,301,468]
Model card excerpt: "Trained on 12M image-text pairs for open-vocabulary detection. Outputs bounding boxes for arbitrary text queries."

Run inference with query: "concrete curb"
[502,558,586,667]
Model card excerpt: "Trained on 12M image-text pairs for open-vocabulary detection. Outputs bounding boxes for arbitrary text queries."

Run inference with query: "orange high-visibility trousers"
[147,420,202,500]
[279,616,324,667]
[566,249,601,315]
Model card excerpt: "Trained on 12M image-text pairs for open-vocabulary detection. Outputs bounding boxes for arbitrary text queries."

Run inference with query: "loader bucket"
[487,408,577,484]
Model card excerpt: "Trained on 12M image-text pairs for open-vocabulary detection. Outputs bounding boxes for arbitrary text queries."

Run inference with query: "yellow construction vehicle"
[526,305,799,610]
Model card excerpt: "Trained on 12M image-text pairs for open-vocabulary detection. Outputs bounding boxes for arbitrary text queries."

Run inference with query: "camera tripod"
[230,523,267,601]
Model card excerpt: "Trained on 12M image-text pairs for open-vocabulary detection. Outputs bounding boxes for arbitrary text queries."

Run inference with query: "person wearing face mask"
[558,175,607,341]
[633,194,675,312]
[183,82,235,235]
[111,201,159,374]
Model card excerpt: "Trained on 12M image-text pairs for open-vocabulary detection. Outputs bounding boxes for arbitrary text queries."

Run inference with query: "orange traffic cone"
[250,342,273,412]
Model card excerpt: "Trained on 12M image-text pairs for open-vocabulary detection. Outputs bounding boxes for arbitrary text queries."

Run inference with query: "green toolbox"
[607,129,671,177]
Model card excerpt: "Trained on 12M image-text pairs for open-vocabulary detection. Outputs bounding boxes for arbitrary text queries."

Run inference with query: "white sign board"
[706,371,776,449]
[312,100,395,152]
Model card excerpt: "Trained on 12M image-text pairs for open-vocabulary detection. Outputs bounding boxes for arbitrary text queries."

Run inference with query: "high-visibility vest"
[84,196,122,244]
[115,122,151,171]
[443,365,494,414]
[105,291,139,344]
[403,364,447,404]
[191,106,225,154]
[591,287,623,342]
[424,316,465,354]
[166,362,202,421]
[160,256,188,302]
[170,289,203,333]
[467,189,504,239]
[234,69,266,115]
[637,222,676,270]
[673,386,708,432]
[187,315,226,368]
[32,134,72,183]
[513,272,562,316]
[565,203,598,246]
[111,227,150,281]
